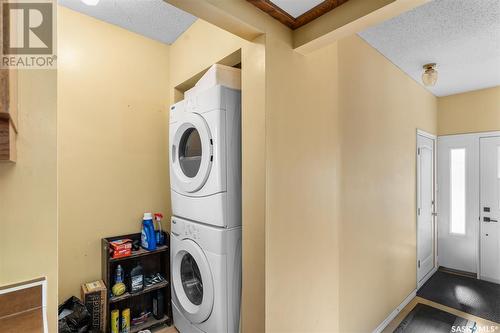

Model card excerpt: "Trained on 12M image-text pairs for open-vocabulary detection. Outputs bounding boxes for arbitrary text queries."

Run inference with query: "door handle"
[484,217,498,222]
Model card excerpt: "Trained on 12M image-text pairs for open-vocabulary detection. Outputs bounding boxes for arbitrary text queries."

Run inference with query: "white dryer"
[170,217,242,333]
[169,85,241,228]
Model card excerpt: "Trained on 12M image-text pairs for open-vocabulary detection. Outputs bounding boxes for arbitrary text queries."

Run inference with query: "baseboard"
[417,266,438,290]
[372,289,416,333]
[439,266,477,279]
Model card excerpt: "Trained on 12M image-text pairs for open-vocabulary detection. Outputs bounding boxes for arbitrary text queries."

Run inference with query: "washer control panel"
[184,223,200,240]
[171,218,200,241]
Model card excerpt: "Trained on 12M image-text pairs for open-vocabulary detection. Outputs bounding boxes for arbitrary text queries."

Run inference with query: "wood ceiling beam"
[246,0,350,30]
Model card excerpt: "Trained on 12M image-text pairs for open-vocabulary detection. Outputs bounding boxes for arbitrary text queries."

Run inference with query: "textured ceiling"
[269,0,324,18]
[58,0,197,45]
[358,0,500,97]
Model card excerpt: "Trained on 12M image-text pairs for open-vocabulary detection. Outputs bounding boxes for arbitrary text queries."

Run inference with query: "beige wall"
[438,86,500,135]
[265,32,438,333]
[0,70,58,331]
[265,35,341,332]
[57,7,171,301]
[169,20,267,333]
[337,35,437,332]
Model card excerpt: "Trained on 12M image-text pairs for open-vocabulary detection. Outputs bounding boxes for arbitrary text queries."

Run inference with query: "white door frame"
[416,129,438,289]
[437,130,500,280]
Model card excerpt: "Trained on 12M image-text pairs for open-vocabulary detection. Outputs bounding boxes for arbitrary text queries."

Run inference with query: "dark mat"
[394,303,475,333]
[418,270,500,323]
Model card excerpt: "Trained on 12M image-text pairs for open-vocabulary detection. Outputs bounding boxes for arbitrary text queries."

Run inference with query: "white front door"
[417,134,436,284]
[438,135,479,273]
[480,136,500,283]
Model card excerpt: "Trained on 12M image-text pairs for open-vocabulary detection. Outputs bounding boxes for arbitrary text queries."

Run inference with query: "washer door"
[171,113,213,193]
[172,239,214,324]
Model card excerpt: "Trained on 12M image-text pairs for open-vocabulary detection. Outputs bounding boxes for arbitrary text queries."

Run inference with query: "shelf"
[110,245,168,262]
[0,118,16,162]
[102,232,171,332]
[109,280,169,304]
[0,112,17,132]
[131,315,170,333]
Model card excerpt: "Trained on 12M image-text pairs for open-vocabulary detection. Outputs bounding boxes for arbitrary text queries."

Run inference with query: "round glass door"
[181,253,203,305]
[171,113,213,193]
[179,128,202,178]
[172,239,214,323]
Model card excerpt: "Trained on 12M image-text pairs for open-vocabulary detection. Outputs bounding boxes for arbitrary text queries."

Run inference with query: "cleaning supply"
[115,265,124,283]
[110,309,119,333]
[141,213,157,251]
[109,239,132,258]
[152,289,165,320]
[154,213,165,246]
[111,264,126,296]
[121,308,131,333]
[129,263,144,294]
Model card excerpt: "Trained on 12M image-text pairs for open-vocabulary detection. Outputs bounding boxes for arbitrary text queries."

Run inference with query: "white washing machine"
[171,217,242,333]
[169,85,241,228]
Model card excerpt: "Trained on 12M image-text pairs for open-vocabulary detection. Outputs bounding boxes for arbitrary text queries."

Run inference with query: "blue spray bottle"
[154,213,165,246]
[141,212,157,251]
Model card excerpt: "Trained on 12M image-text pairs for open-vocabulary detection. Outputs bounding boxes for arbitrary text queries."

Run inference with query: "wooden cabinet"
[0,69,18,162]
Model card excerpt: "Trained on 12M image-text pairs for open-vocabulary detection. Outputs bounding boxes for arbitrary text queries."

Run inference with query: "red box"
[109,239,132,259]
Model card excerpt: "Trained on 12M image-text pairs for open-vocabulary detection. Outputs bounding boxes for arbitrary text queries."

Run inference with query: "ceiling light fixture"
[81,0,100,6]
[422,63,438,87]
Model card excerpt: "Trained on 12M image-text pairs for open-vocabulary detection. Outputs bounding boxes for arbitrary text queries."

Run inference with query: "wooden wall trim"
[246,0,349,29]
[0,278,47,333]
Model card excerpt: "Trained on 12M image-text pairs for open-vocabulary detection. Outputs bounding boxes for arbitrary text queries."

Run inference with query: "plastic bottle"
[115,265,124,284]
[154,213,165,246]
[141,213,157,251]
[129,263,144,294]
[152,289,165,320]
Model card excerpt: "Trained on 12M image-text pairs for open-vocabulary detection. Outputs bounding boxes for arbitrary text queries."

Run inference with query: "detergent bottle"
[141,213,157,251]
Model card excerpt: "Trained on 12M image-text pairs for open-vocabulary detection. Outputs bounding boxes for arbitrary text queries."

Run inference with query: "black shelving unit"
[102,232,172,333]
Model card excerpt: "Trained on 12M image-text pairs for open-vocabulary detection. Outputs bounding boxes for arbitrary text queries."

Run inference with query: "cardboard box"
[109,239,132,259]
[81,280,107,332]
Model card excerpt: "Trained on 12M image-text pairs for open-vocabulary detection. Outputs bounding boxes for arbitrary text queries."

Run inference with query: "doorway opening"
[437,131,500,283]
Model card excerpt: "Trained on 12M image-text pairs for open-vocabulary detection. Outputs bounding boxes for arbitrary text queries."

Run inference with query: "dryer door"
[172,238,214,324]
[171,113,213,193]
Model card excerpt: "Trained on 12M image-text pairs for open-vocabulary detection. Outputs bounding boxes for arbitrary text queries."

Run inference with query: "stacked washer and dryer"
[169,65,242,333]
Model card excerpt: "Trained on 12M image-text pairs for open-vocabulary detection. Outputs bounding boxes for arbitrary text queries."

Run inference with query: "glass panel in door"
[180,252,203,305]
[179,127,202,178]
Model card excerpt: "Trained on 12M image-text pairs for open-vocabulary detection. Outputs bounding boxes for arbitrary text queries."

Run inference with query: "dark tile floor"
[418,270,500,323]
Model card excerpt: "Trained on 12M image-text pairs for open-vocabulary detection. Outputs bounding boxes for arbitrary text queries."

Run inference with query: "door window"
[450,148,466,235]
[179,127,202,178]
[180,253,203,306]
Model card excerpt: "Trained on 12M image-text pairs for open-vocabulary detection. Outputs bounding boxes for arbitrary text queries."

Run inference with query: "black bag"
[58,296,91,333]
